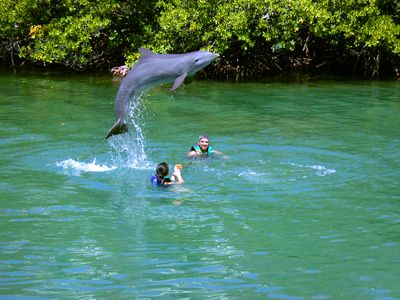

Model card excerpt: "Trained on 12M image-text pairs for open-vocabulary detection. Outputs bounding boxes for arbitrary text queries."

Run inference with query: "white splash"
[56,159,116,173]
[287,162,336,176]
[238,170,264,177]
[108,92,153,170]
[309,165,336,176]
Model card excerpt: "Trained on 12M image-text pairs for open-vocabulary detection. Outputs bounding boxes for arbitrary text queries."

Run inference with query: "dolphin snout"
[212,53,219,60]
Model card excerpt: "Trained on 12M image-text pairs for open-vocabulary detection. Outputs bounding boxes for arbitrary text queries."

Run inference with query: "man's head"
[198,135,209,151]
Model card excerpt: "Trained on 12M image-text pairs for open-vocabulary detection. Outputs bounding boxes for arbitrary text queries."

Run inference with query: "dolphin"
[106,48,219,139]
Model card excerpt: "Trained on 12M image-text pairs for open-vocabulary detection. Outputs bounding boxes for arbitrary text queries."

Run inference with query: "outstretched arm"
[187,150,199,158]
[165,165,184,185]
[213,149,229,159]
[172,166,184,184]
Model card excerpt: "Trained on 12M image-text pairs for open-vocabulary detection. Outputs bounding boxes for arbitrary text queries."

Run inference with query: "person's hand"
[173,164,182,176]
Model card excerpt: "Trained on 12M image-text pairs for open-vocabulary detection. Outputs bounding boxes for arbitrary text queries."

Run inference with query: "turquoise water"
[1,71,399,299]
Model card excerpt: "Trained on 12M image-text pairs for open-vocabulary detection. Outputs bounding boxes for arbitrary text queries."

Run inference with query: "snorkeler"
[187,135,224,158]
[150,162,184,186]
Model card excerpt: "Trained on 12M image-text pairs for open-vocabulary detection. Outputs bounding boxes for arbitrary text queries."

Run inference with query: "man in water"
[187,135,224,158]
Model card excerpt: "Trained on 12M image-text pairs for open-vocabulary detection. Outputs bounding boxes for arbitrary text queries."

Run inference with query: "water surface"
[1,71,399,299]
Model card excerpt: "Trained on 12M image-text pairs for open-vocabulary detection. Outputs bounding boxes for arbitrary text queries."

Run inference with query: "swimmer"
[150,162,184,186]
[187,134,224,158]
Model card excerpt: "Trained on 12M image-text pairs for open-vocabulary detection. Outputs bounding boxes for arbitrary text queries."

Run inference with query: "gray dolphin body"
[106,48,219,139]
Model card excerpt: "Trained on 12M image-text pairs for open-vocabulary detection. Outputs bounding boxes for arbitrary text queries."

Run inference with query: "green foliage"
[152,0,264,53]
[20,15,110,69]
[0,0,158,70]
[151,0,399,76]
[0,0,399,76]
[153,0,399,54]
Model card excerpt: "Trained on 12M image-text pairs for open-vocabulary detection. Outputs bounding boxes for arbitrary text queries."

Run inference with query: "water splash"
[108,92,153,170]
[56,158,116,173]
[309,165,336,176]
[288,162,336,177]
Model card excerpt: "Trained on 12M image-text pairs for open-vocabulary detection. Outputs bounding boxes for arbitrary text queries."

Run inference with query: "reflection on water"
[0,72,399,299]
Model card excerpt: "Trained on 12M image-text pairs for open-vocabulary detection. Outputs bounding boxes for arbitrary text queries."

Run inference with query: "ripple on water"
[1,77,400,299]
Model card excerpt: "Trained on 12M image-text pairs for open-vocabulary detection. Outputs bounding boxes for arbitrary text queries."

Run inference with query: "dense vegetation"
[1,0,399,78]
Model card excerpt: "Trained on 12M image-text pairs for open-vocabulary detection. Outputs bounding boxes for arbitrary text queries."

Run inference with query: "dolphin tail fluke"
[106,120,128,139]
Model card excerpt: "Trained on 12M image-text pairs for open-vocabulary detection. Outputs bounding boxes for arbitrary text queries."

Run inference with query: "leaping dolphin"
[106,48,219,139]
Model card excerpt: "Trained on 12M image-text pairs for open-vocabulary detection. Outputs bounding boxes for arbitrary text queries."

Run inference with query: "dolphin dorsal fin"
[138,48,155,57]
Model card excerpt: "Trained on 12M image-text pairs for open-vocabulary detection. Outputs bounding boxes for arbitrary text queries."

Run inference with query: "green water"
[1,71,399,299]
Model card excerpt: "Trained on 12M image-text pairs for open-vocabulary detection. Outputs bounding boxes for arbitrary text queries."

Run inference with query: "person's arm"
[172,165,184,184]
[212,149,229,159]
[187,150,198,158]
[213,150,224,155]
[164,165,184,185]
[187,145,200,158]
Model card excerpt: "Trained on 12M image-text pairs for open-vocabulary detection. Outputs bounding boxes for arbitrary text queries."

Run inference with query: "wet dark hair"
[156,162,169,178]
[155,162,169,185]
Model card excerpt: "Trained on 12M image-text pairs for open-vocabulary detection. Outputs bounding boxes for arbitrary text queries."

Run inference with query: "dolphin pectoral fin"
[170,73,187,92]
[106,120,128,139]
